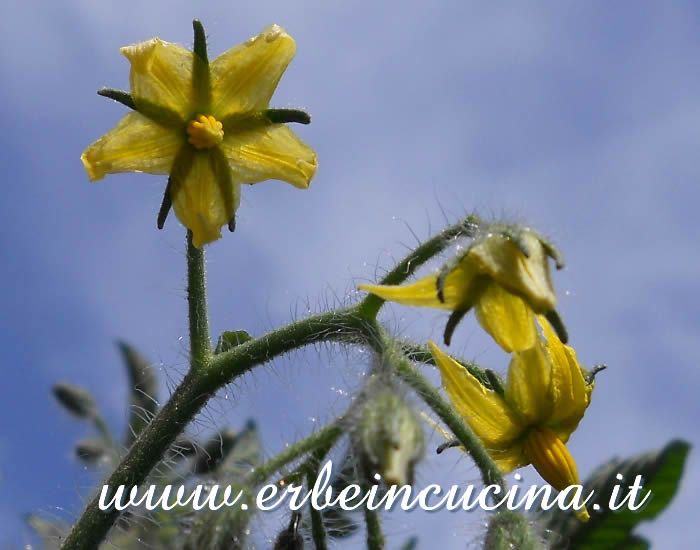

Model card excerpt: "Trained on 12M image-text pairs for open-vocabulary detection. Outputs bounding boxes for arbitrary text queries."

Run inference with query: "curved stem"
[249,420,344,486]
[356,214,480,319]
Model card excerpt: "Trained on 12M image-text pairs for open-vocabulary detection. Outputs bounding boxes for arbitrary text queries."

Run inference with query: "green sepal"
[53,382,97,418]
[191,20,211,110]
[215,330,252,354]
[266,108,312,125]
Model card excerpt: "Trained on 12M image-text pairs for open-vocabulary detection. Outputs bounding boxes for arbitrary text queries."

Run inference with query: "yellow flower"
[428,318,596,521]
[81,22,318,248]
[359,225,565,351]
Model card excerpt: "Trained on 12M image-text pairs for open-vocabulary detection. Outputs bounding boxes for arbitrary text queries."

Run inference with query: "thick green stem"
[59,368,213,550]
[306,469,329,550]
[187,231,211,369]
[357,214,480,319]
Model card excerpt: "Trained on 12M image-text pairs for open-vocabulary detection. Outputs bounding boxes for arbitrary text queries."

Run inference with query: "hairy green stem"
[187,231,211,369]
[396,339,495,389]
[306,469,329,550]
[363,488,385,550]
[357,214,480,319]
[249,421,344,486]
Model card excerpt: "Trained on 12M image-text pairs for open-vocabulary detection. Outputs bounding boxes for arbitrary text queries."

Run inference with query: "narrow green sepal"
[587,364,607,385]
[157,178,172,229]
[228,215,236,232]
[485,369,505,395]
[544,309,568,344]
[192,19,209,62]
[436,439,461,454]
[97,88,136,110]
[266,108,312,125]
[444,306,470,345]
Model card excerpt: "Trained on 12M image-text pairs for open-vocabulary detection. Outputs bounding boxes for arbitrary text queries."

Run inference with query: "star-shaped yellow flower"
[359,225,565,351]
[81,21,318,247]
[428,318,597,521]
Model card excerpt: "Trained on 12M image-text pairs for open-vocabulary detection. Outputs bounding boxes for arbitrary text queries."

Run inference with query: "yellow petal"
[210,24,296,118]
[428,341,523,448]
[170,148,240,248]
[538,317,591,441]
[359,263,476,310]
[505,340,553,425]
[121,38,194,119]
[81,112,182,181]
[490,444,529,474]
[469,230,556,313]
[219,124,317,189]
[523,426,589,521]
[474,283,537,352]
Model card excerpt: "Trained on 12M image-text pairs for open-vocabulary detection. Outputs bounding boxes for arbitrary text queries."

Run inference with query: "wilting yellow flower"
[428,318,596,521]
[81,22,318,247]
[359,226,564,351]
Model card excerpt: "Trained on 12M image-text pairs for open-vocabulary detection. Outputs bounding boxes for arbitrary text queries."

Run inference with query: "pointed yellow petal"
[470,231,556,313]
[538,317,591,441]
[428,341,523,448]
[505,340,553,425]
[523,427,589,521]
[219,124,317,189]
[359,262,476,310]
[170,148,240,248]
[474,283,537,352]
[210,24,296,118]
[121,38,194,119]
[80,112,182,181]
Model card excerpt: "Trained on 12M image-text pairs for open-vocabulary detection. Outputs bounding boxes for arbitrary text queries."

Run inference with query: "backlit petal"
[470,230,556,312]
[170,148,240,248]
[81,112,182,181]
[505,340,553,425]
[210,24,295,118]
[539,317,591,441]
[474,283,537,352]
[219,124,317,189]
[121,38,194,119]
[429,341,523,448]
[359,263,475,310]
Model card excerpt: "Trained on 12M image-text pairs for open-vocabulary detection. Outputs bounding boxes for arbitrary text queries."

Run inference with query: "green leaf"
[543,439,690,550]
[215,330,252,354]
[117,341,159,446]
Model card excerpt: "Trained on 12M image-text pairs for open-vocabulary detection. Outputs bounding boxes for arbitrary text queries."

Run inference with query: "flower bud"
[53,382,97,418]
[75,438,109,464]
[355,388,425,486]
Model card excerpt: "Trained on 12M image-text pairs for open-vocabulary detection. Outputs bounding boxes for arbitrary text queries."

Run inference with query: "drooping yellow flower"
[81,21,318,247]
[359,225,565,351]
[428,318,597,521]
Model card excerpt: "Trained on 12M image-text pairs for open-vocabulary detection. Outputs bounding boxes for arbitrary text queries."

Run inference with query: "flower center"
[523,426,590,521]
[186,114,224,150]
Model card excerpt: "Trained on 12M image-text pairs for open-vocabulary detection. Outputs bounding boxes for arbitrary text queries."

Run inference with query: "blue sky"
[1,1,698,547]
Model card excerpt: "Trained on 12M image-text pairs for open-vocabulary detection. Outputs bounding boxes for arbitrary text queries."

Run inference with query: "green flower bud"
[356,388,425,486]
[53,382,97,418]
[75,438,109,464]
